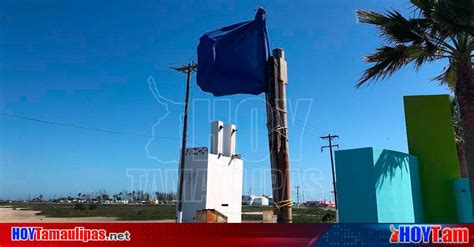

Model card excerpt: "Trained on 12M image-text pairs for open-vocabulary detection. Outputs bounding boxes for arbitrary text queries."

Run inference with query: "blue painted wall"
[335,147,423,223]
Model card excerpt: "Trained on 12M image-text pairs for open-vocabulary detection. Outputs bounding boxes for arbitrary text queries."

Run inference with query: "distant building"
[149,198,159,205]
[103,199,129,204]
[305,200,335,208]
[242,195,269,206]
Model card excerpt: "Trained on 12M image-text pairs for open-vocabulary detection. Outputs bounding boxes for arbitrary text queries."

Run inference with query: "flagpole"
[266,48,292,223]
[173,62,197,223]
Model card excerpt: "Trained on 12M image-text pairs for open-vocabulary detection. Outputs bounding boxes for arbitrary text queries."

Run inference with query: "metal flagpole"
[173,62,197,223]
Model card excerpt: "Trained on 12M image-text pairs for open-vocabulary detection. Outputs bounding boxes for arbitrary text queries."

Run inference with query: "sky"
[0,0,452,201]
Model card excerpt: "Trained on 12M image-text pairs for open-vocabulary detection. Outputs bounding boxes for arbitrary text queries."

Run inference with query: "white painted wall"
[179,147,243,223]
[253,196,269,206]
[206,153,243,222]
[180,147,208,223]
[210,121,223,155]
[223,124,236,157]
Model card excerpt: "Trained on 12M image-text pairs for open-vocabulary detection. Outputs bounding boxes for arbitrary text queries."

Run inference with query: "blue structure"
[197,8,269,96]
[453,178,473,223]
[335,147,423,223]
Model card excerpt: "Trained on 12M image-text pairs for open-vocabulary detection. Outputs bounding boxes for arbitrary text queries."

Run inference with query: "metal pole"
[321,134,339,221]
[174,62,197,223]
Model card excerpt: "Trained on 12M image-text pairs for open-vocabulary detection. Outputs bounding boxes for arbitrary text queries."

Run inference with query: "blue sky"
[0,0,451,201]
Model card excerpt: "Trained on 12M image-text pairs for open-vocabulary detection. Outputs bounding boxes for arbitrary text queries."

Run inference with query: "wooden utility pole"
[302,190,305,204]
[173,62,197,223]
[320,134,339,211]
[295,186,300,208]
[266,48,292,223]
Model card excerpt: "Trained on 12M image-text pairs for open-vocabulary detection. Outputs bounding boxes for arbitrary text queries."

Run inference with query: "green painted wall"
[335,147,423,223]
[404,95,460,222]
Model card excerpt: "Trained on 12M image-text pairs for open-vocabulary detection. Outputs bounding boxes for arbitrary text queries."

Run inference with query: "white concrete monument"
[179,121,243,223]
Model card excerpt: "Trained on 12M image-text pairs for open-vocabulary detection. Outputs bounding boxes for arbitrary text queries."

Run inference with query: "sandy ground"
[0,206,266,223]
[0,206,174,223]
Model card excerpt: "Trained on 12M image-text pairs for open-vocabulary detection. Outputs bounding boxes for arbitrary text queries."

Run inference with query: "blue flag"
[197,8,270,96]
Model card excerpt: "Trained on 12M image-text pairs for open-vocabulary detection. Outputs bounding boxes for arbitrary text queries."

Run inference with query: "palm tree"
[356,0,474,211]
[450,97,468,178]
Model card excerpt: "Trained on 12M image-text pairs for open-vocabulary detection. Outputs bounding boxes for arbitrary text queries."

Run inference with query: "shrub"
[321,211,336,223]
[74,203,86,210]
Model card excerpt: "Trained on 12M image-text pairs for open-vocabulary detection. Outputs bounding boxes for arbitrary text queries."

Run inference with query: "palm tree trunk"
[452,98,468,177]
[455,56,474,217]
[458,146,468,177]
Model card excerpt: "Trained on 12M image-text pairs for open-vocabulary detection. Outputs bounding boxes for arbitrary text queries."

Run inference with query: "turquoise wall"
[453,178,473,223]
[373,149,423,222]
[335,147,423,223]
[408,154,424,223]
[335,148,378,222]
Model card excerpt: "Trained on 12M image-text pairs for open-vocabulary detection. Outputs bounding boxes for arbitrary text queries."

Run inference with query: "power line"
[0,112,204,146]
[0,112,338,156]
[244,162,333,174]
[256,107,347,149]
[291,119,348,148]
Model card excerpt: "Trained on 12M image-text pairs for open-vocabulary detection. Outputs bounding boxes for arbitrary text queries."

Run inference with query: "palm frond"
[412,41,438,69]
[358,0,474,87]
[357,45,417,87]
[411,0,437,18]
[433,63,457,90]
[417,0,474,36]
[356,10,426,45]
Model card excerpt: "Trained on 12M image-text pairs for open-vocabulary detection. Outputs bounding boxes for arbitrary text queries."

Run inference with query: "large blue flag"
[197,8,270,96]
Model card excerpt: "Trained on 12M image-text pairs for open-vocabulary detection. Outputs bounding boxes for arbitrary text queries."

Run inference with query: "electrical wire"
[0,112,205,146]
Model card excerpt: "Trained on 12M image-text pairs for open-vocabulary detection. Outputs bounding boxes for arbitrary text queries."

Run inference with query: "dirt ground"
[0,206,174,223]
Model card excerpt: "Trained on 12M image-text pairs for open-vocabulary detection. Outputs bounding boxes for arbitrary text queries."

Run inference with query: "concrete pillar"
[210,121,223,155]
[223,124,236,157]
